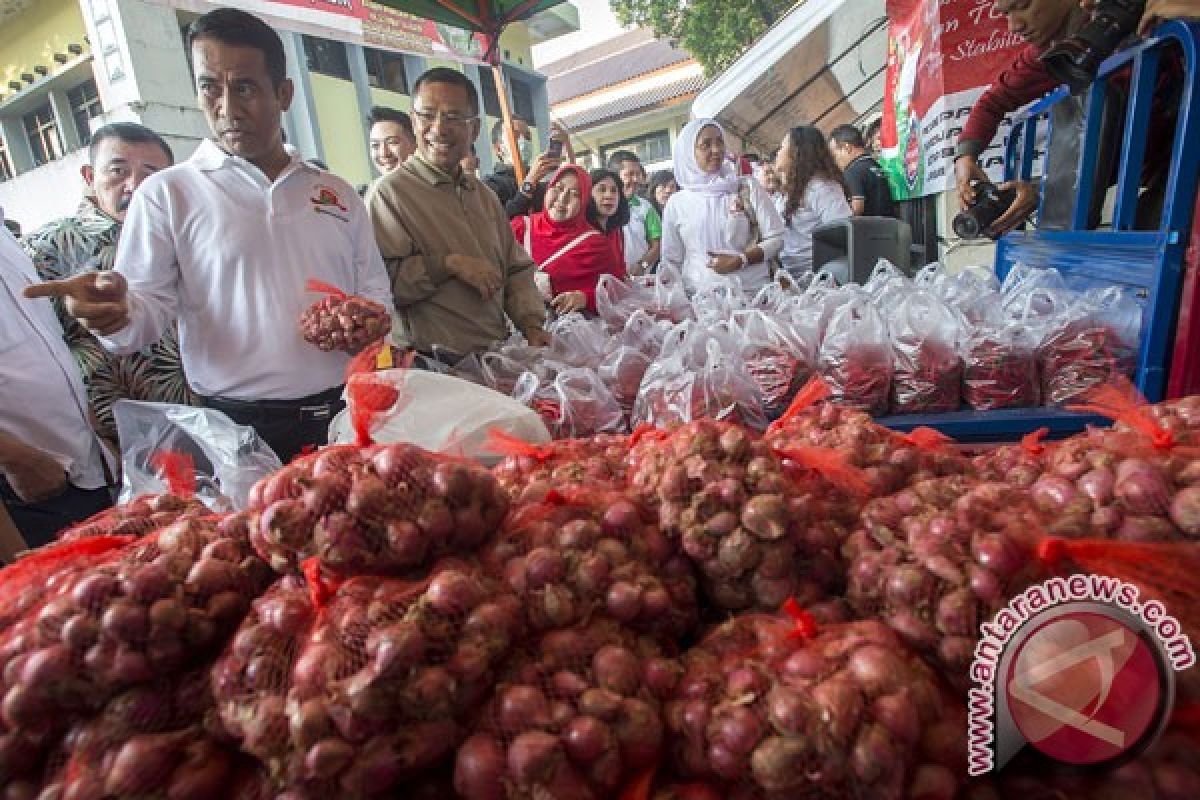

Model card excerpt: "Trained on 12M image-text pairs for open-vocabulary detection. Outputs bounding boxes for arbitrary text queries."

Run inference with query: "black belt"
[201,386,344,422]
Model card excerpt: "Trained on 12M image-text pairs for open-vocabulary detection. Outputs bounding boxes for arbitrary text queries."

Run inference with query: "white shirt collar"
[190,139,315,178]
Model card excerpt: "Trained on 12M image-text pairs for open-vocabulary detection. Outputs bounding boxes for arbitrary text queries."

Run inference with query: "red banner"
[880,0,1025,198]
[266,0,366,20]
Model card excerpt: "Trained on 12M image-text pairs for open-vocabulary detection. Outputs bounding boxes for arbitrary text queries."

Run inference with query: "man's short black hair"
[606,150,641,171]
[88,122,174,166]
[368,106,414,137]
[413,67,480,117]
[829,124,866,149]
[187,8,287,88]
[491,116,528,145]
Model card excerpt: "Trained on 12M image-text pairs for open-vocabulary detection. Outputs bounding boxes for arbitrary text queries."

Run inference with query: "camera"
[952,181,1019,240]
[1041,0,1146,92]
[546,138,563,159]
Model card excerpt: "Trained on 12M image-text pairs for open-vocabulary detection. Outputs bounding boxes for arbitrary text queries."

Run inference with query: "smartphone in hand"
[546,138,563,159]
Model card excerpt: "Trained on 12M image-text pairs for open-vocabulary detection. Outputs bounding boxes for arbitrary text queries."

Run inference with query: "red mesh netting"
[247,442,509,576]
[480,488,698,642]
[626,419,838,612]
[665,608,960,800]
[0,516,271,785]
[487,430,631,503]
[212,559,522,798]
[454,618,679,800]
[846,477,1054,692]
[300,279,392,355]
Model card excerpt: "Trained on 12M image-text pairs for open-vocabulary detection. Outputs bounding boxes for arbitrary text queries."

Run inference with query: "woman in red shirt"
[512,164,626,315]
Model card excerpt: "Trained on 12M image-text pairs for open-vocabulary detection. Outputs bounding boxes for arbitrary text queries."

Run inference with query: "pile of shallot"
[299,280,392,354]
[248,443,509,575]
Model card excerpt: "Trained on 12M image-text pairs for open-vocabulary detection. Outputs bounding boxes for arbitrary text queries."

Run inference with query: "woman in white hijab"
[660,118,784,294]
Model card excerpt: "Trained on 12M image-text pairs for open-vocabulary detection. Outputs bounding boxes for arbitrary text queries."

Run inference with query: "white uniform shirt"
[0,221,113,489]
[660,179,784,295]
[777,178,853,277]
[622,194,653,268]
[101,140,394,400]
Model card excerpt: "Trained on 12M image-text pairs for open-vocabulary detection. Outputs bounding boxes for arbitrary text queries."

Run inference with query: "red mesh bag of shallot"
[766,377,969,513]
[665,604,962,800]
[212,559,523,799]
[46,666,253,800]
[989,379,1200,543]
[486,429,631,503]
[56,451,208,544]
[626,419,844,612]
[246,440,509,577]
[480,488,698,641]
[454,618,680,800]
[300,279,392,354]
[846,476,1054,692]
[0,515,271,787]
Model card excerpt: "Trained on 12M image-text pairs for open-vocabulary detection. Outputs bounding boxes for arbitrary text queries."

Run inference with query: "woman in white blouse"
[775,125,852,281]
[660,119,784,294]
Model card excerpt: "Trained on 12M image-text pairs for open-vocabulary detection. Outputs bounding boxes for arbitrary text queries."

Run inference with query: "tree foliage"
[608,0,797,75]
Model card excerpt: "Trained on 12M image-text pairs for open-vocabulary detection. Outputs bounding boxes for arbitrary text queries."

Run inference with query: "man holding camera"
[954,0,1198,237]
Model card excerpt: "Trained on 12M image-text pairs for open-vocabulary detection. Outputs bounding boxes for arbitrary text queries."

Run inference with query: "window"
[68,79,103,145]
[364,48,407,93]
[602,130,671,167]
[479,70,535,127]
[479,69,501,118]
[24,103,64,166]
[302,35,351,80]
[0,138,12,182]
[510,78,534,126]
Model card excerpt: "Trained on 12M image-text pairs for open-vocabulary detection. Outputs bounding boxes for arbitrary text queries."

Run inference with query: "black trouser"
[201,387,345,464]
[1,477,114,551]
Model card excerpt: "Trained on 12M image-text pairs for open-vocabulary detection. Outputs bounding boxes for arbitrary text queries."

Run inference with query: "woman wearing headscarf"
[511,164,626,315]
[660,119,785,294]
[775,125,852,281]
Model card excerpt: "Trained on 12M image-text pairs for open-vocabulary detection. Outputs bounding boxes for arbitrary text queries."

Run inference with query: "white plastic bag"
[329,370,551,464]
[114,400,282,511]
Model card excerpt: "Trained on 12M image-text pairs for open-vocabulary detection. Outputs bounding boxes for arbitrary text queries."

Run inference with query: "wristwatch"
[520,181,535,197]
[638,259,652,272]
[737,252,750,269]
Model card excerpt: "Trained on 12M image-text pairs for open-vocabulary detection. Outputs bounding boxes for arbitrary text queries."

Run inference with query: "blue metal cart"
[878,20,1200,443]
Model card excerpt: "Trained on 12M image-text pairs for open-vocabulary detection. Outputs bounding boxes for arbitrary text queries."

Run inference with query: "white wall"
[0,148,88,233]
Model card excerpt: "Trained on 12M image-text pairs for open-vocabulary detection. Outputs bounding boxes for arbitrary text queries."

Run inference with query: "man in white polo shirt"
[27,8,393,462]
[0,210,114,550]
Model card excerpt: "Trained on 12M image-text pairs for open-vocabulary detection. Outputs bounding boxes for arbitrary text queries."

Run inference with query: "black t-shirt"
[483,164,547,220]
[843,155,897,218]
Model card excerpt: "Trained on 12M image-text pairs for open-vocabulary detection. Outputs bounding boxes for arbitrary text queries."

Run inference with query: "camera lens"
[952,210,983,239]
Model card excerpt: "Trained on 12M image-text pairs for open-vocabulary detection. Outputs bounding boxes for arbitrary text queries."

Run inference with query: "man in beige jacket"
[368,67,548,359]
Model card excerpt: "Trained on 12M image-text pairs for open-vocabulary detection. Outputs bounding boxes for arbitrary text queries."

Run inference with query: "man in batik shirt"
[23,122,195,448]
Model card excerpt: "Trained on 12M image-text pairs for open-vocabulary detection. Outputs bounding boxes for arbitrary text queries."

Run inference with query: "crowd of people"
[2,0,1198,554]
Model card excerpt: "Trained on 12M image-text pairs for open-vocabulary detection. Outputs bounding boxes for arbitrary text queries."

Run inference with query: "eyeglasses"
[411,108,478,128]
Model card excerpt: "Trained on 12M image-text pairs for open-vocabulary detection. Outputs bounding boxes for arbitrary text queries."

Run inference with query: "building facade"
[543,29,704,174]
[0,0,577,231]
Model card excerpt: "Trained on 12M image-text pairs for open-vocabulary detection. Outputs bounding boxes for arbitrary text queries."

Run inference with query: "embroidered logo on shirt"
[311,185,349,221]
[312,186,347,212]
